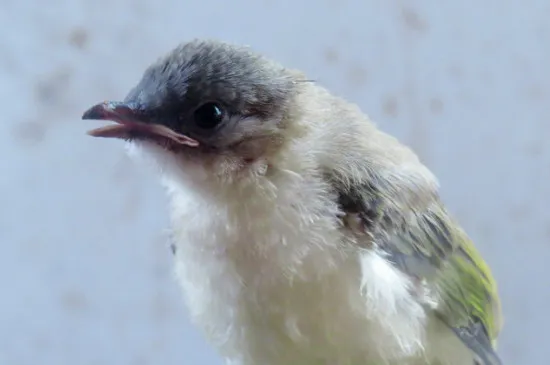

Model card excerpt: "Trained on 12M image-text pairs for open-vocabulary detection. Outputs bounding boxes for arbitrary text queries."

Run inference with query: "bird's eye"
[193,102,225,129]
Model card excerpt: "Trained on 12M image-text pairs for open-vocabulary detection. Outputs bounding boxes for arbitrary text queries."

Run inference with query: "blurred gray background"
[1,0,548,364]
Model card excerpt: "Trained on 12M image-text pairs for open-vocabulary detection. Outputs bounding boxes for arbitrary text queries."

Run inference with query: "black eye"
[193,102,225,129]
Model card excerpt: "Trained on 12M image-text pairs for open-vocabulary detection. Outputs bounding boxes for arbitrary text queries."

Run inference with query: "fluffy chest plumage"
[165,173,360,360]
[162,174,472,365]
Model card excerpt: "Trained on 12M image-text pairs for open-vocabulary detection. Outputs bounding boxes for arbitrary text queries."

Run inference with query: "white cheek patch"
[124,140,159,167]
[125,136,276,190]
[125,140,209,182]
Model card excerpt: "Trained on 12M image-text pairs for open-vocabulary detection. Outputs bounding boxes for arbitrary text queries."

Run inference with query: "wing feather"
[335,181,503,365]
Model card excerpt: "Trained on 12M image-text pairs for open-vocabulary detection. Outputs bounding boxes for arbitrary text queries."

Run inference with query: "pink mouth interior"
[87,122,199,147]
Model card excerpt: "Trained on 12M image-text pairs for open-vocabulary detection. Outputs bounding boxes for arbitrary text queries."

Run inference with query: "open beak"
[81,101,199,147]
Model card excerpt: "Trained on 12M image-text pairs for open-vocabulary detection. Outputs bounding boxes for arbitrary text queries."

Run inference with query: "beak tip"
[81,103,107,120]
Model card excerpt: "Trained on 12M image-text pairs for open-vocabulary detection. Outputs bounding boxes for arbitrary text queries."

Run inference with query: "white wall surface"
[1,0,548,364]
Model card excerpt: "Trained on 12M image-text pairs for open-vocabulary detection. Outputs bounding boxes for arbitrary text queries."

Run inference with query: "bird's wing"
[333,179,503,365]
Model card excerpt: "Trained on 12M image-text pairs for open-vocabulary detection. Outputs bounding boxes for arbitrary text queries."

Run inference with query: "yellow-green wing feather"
[382,205,503,364]
[434,220,503,362]
[336,183,503,364]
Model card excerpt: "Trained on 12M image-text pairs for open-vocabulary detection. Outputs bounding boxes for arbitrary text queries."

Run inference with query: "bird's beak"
[81,101,199,147]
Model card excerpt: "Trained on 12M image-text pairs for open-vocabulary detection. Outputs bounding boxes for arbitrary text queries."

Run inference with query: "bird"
[81,39,503,365]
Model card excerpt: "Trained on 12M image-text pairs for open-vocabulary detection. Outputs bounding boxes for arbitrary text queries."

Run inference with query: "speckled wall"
[1,1,548,364]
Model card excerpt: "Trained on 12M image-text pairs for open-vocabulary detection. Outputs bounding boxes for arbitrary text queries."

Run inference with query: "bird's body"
[83,39,503,365]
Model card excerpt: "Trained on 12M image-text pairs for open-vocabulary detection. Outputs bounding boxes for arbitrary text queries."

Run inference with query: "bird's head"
[82,39,306,186]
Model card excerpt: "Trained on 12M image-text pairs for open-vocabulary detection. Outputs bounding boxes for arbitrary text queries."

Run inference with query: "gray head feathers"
[125,39,299,120]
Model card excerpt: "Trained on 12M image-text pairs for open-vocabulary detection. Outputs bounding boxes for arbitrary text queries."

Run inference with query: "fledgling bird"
[82,39,503,365]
